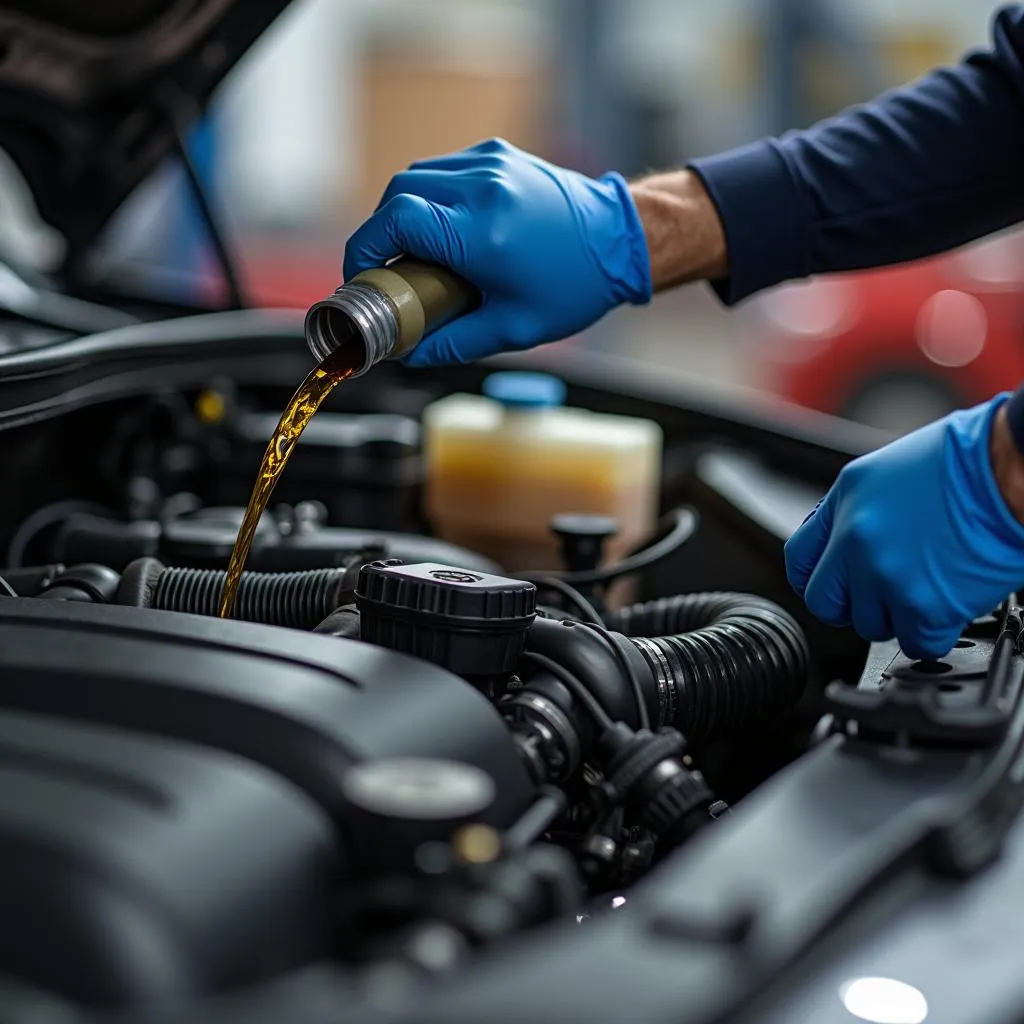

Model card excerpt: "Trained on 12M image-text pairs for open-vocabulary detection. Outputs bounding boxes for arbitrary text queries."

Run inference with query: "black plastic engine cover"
[0,600,534,830]
[0,710,334,1009]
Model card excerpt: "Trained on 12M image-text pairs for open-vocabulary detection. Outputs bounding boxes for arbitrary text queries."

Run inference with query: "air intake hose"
[604,593,809,742]
[116,557,358,629]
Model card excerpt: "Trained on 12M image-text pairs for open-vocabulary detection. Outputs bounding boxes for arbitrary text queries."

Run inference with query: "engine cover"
[0,599,535,1006]
[0,712,334,1009]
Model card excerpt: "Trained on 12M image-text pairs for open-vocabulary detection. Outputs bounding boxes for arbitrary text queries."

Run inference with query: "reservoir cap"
[483,371,566,409]
[356,560,537,677]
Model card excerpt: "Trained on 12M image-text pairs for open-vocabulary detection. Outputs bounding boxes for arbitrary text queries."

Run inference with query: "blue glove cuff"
[953,392,1024,551]
[1004,384,1024,458]
[598,171,653,307]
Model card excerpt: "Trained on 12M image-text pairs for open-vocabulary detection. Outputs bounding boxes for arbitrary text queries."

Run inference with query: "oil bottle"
[218,258,478,618]
[305,258,478,373]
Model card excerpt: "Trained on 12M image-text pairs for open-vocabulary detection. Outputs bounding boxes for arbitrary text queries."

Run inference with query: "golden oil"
[219,258,477,619]
[218,349,356,618]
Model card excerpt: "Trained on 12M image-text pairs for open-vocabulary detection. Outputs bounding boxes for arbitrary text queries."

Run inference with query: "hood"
[0,0,292,260]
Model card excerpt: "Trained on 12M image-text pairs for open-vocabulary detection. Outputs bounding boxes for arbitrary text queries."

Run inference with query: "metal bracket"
[823,614,1023,748]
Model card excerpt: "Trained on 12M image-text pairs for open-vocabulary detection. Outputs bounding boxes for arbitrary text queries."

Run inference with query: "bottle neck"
[304,282,400,376]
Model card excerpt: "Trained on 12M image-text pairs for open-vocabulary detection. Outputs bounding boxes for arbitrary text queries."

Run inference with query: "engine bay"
[0,312,1021,1024]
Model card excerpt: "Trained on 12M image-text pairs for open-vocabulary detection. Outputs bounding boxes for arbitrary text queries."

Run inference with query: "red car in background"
[749,228,1024,434]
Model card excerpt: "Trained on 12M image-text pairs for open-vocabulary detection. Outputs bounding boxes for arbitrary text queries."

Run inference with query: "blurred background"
[28,0,1024,436]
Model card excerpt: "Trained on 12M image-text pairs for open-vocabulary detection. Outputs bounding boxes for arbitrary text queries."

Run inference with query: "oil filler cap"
[341,757,497,874]
[356,560,537,677]
[342,758,495,822]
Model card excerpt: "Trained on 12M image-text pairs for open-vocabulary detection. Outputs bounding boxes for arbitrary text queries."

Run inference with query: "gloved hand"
[785,394,1024,660]
[343,138,652,367]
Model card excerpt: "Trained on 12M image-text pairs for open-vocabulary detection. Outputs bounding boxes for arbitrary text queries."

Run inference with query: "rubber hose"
[604,593,809,742]
[150,566,350,629]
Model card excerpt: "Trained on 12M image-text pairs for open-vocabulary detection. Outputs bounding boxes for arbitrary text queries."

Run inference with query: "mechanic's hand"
[785,395,1024,660]
[343,138,652,367]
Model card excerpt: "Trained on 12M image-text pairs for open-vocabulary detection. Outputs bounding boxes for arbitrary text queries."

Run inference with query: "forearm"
[675,5,1024,305]
[628,171,728,291]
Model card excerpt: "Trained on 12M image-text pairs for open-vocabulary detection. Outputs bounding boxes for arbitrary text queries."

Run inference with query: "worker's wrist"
[628,170,728,292]
[991,401,1024,524]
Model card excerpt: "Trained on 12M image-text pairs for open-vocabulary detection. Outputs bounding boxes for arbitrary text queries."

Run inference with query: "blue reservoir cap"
[482,372,567,409]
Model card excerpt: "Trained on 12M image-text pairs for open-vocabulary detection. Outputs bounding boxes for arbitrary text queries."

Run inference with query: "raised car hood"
[0,0,292,258]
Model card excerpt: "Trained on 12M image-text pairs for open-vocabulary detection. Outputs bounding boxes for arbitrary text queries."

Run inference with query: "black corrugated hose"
[604,593,809,742]
[151,566,350,629]
[115,557,362,629]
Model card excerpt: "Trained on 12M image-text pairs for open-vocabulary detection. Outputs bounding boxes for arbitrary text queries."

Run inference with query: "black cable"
[568,507,697,585]
[525,573,652,733]
[6,500,114,567]
[579,621,651,732]
[532,575,605,625]
[522,650,614,732]
[160,86,245,311]
[520,507,698,587]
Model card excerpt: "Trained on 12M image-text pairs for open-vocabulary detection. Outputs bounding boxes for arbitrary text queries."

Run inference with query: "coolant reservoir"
[424,372,662,571]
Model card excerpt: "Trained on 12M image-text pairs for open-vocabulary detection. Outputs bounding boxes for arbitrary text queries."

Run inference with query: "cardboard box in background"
[353,55,546,221]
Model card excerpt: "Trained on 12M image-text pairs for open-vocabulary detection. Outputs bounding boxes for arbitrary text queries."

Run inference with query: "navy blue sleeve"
[1006,385,1024,453]
[689,4,1024,306]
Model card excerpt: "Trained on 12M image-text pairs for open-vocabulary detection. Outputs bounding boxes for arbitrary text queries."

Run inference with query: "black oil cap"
[356,560,536,677]
[341,757,497,875]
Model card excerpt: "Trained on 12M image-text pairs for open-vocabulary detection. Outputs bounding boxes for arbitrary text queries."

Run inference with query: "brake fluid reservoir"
[424,372,662,571]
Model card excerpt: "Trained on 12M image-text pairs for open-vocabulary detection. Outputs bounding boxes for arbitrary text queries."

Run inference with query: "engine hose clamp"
[631,637,677,728]
[502,691,581,781]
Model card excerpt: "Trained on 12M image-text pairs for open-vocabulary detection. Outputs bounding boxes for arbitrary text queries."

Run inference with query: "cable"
[0,573,17,598]
[567,507,697,586]
[531,575,605,625]
[579,621,651,732]
[6,500,114,567]
[526,574,653,732]
[520,507,698,588]
[525,573,652,733]
[522,650,614,732]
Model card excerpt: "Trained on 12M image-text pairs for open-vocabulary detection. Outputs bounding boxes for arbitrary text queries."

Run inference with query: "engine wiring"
[520,507,698,587]
[522,576,653,733]
[531,574,605,625]
[521,649,615,732]
[5,499,114,567]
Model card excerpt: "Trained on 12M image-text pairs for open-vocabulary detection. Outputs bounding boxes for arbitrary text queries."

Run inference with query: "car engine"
[0,320,1019,1024]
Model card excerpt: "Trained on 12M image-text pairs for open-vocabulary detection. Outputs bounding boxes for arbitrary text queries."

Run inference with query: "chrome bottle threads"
[304,258,478,376]
[305,281,398,372]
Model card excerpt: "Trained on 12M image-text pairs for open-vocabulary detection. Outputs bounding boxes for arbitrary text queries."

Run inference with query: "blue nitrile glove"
[785,394,1024,660]
[343,138,652,367]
